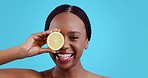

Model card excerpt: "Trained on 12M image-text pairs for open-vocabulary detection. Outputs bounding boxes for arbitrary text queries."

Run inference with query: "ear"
[84,39,88,49]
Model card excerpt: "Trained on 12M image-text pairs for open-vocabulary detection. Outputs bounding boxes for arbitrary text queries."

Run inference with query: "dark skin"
[0,12,107,78]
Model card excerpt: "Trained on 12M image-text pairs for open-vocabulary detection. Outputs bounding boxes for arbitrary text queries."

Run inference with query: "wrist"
[16,45,27,59]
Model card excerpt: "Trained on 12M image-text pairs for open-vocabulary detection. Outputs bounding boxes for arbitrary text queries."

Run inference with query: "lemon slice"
[47,32,64,50]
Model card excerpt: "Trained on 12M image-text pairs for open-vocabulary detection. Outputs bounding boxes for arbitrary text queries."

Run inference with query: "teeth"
[58,54,72,58]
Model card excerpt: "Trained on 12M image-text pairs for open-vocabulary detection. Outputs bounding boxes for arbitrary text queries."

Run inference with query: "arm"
[0,29,59,65]
[0,68,43,78]
[0,46,23,65]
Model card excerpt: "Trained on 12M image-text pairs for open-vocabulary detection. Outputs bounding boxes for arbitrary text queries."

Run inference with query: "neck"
[52,61,85,78]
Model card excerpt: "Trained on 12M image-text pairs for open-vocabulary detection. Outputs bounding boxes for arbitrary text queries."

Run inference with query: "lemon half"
[47,32,64,51]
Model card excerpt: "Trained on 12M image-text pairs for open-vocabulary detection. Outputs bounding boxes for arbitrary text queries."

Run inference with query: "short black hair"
[44,4,92,41]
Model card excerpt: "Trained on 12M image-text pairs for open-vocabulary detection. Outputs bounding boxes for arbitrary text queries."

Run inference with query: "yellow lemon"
[47,32,64,50]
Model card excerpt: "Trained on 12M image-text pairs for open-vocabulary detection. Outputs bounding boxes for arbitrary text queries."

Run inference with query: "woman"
[0,4,107,78]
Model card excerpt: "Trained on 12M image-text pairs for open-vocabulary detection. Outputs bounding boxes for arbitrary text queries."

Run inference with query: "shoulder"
[39,68,53,78]
[90,73,108,78]
[0,68,42,78]
[86,71,108,78]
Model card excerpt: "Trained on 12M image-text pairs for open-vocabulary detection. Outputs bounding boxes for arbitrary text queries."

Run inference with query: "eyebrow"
[68,31,81,35]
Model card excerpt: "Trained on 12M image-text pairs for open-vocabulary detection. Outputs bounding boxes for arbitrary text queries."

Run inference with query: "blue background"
[0,0,148,78]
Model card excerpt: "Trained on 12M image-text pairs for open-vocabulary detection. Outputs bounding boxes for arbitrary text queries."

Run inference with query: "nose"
[61,38,70,50]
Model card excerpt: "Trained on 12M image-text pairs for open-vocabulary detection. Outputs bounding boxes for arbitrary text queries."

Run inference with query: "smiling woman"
[0,4,107,78]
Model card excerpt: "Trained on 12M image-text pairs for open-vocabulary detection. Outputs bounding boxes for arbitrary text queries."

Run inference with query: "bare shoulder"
[39,68,53,78]
[86,71,108,78]
[0,68,42,78]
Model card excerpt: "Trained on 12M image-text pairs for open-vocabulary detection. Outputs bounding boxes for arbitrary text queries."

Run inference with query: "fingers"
[45,28,60,34]
[31,28,60,42]
[39,48,56,53]
[30,28,61,53]
[35,28,60,38]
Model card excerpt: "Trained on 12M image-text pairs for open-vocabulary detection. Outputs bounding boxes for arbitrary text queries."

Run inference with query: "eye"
[69,35,79,40]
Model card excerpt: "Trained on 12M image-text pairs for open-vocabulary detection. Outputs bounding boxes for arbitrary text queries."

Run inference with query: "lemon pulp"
[47,32,64,50]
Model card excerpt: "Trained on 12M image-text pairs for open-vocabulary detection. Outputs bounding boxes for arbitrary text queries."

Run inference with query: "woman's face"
[48,12,88,69]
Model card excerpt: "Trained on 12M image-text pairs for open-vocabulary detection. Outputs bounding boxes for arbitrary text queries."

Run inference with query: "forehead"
[49,12,85,32]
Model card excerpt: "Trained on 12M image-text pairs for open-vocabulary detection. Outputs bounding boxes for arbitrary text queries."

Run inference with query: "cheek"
[71,39,86,57]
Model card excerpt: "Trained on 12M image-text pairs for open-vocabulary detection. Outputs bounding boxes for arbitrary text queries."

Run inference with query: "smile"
[55,53,74,63]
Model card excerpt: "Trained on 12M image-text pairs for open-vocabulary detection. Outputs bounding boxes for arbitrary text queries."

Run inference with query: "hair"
[44,4,92,41]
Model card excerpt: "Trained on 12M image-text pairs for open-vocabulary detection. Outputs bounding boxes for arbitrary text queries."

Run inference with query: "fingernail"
[53,51,56,53]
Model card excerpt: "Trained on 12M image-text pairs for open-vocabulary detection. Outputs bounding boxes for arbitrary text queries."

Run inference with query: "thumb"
[39,48,56,54]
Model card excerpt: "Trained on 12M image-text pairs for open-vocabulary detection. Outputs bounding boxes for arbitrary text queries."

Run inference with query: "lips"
[55,53,74,63]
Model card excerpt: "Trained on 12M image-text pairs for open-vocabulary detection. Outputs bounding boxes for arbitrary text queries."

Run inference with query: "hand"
[20,29,60,58]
